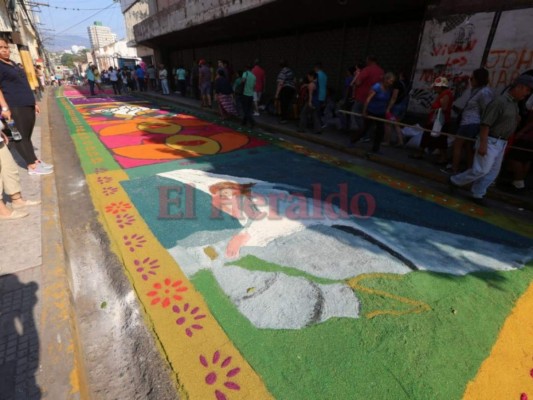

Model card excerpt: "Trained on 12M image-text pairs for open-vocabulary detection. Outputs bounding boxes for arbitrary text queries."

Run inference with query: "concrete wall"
[134,0,275,43]
[123,0,151,45]
[161,17,422,100]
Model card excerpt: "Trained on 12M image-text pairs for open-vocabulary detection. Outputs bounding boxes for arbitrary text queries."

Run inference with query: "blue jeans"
[349,100,364,131]
[88,80,95,95]
[161,79,170,94]
[456,123,480,139]
[241,95,255,127]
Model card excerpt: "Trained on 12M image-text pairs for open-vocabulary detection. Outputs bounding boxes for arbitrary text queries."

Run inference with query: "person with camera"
[0,38,53,176]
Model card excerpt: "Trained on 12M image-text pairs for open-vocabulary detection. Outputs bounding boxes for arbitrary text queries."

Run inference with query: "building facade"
[93,39,139,71]
[129,0,428,96]
[119,0,154,65]
[125,0,533,114]
[0,0,44,89]
[87,21,118,49]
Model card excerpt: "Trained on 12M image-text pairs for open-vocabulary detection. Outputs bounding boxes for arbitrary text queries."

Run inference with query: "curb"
[138,92,533,211]
[40,89,89,399]
[49,88,180,399]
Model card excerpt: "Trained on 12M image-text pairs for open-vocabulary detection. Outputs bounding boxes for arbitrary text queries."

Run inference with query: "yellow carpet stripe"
[86,169,273,400]
[463,281,533,399]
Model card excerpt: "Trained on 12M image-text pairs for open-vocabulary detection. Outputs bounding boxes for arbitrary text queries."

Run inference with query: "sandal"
[12,199,41,209]
[0,209,29,220]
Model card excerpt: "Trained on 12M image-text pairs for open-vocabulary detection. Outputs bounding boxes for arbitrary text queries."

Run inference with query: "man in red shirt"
[251,60,265,116]
[350,55,384,140]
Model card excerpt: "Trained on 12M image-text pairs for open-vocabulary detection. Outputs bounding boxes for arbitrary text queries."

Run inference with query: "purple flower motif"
[123,234,147,252]
[199,351,241,399]
[115,213,135,228]
[134,258,160,280]
[102,186,118,196]
[97,176,113,185]
[172,303,206,337]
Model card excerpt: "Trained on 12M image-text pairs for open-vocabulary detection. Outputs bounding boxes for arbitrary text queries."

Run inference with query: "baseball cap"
[432,76,449,87]
[514,74,533,88]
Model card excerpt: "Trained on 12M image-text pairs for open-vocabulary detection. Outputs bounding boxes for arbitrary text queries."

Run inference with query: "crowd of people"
[83,63,173,96]
[80,54,533,204]
[167,56,533,203]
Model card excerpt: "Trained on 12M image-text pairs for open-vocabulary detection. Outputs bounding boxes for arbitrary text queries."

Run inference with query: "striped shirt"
[277,67,295,88]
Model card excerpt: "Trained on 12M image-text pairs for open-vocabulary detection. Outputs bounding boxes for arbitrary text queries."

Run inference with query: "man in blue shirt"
[314,62,328,115]
[86,65,96,95]
[241,65,257,129]
[135,65,146,91]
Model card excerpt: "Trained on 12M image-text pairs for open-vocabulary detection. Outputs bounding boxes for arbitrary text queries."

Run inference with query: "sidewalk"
[138,90,533,211]
[0,92,83,400]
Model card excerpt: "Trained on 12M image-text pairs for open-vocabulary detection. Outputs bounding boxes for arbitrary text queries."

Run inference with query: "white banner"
[409,13,495,114]
[486,8,533,94]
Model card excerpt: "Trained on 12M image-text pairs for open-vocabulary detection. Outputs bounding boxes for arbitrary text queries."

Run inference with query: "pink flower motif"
[123,234,147,252]
[147,278,188,308]
[134,258,160,280]
[199,351,241,400]
[97,176,113,185]
[106,201,132,215]
[102,186,118,196]
[172,303,206,337]
[115,213,135,228]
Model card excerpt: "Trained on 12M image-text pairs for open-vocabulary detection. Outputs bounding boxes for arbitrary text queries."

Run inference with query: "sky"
[36,0,126,50]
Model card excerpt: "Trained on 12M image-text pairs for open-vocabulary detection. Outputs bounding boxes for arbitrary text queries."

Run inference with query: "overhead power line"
[26,1,120,11]
[54,2,119,36]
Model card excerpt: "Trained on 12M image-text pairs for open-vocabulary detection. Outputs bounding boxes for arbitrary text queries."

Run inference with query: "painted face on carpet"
[153,169,532,330]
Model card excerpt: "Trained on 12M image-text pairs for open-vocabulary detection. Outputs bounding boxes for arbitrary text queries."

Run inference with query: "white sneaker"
[28,164,53,175]
[37,160,54,170]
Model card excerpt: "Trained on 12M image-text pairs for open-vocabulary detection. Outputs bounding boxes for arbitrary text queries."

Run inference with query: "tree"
[60,53,75,68]
[60,49,90,68]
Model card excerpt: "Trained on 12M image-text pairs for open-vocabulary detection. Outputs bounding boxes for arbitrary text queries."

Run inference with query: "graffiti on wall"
[485,8,533,94]
[409,13,495,114]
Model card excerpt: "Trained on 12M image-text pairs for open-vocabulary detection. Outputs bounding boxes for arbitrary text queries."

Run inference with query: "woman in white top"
[447,68,494,174]
[108,66,120,95]
[159,64,170,95]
